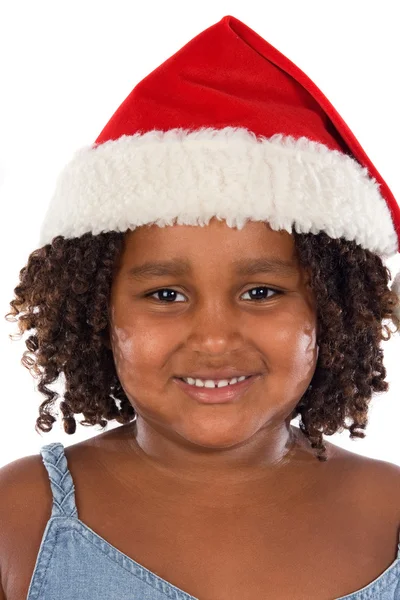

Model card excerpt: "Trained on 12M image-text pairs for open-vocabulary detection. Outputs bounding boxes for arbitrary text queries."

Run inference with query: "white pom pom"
[390,270,400,322]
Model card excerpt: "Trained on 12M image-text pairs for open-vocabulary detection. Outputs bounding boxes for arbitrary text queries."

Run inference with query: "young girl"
[2,14,400,600]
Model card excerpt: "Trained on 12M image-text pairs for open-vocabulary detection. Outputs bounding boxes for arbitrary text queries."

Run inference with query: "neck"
[117,420,318,506]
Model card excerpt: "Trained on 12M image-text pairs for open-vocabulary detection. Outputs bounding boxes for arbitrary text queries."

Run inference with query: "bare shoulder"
[0,453,52,597]
[352,451,400,520]
[0,451,52,518]
[325,438,400,520]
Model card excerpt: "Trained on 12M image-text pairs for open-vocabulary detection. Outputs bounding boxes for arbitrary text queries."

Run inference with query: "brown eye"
[241,287,282,301]
[146,289,186,303]
[145,286,283,304]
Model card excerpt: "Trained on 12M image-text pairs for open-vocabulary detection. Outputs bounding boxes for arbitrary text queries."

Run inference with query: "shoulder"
[327,441,400,521]
[0,453,53,595]
[0,452,52,517]
[353,453,400,521]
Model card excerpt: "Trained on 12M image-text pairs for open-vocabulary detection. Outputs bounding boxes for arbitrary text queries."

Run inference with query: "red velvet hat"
[38,15,400,312]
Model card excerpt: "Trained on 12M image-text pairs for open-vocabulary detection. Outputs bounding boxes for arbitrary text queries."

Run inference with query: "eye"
[145,286,283,304]
[242,287,282,301]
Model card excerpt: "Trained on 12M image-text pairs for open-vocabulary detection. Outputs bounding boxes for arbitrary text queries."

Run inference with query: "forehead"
[121,218,297,264]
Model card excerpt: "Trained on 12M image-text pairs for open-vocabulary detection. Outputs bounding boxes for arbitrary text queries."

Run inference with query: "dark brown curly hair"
[5,226,400,462]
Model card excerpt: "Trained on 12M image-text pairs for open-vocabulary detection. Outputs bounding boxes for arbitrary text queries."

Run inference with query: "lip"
[173,374,260,404]
[175,370,258,380]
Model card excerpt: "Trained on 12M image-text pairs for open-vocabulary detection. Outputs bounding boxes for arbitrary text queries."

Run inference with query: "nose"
[184,297,244,354]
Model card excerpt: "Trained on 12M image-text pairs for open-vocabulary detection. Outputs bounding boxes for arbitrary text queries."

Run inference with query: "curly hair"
[5,226,400,462]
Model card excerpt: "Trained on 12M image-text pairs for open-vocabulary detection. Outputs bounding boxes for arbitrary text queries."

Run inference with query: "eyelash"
[144,286,283,304]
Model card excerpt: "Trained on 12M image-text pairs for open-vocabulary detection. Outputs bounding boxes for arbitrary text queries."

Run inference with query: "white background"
[0,0,399,468]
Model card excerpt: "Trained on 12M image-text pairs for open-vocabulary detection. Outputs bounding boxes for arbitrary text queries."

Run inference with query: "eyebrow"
[126,257,298,281]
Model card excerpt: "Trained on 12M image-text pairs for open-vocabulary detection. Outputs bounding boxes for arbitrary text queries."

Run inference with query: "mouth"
[173,374,260,404]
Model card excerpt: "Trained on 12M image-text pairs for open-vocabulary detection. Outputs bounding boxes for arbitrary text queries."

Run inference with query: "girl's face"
[108,217,318,449]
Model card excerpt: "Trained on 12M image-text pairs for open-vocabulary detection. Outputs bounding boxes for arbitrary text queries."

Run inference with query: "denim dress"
[26,442,400,599]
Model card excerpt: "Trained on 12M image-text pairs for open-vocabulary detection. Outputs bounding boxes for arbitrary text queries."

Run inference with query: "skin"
[106,216,320,504]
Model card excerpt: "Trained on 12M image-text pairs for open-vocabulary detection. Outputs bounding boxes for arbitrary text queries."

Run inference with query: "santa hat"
[38,15,400,319]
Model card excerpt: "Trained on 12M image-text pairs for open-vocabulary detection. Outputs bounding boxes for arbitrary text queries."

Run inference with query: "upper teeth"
[181,375,249,388]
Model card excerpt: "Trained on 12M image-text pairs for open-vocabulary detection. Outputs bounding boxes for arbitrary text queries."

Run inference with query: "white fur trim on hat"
[38,127,398,258]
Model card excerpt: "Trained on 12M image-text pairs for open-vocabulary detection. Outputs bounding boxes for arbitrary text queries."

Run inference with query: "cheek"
[110,318,184,418]
[259,310,318,397]
[110,319,175,385]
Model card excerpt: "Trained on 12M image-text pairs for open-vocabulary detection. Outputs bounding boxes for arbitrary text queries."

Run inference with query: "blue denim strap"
[40,442,78,519]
